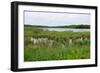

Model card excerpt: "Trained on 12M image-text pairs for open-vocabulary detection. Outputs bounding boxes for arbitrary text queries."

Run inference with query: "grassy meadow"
[24,25,90,62]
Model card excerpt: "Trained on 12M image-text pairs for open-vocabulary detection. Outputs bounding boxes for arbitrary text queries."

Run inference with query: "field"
[24,26,90,61]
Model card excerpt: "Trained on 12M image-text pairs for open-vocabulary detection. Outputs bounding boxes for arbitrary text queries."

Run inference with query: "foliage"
[24,26,90,61]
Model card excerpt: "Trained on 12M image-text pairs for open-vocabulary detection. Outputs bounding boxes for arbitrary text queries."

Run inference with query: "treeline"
[63,25,90,29]
[24,24,90,29]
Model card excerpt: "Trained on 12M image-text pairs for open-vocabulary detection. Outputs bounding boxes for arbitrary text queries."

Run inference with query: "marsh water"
[40,28,90,32]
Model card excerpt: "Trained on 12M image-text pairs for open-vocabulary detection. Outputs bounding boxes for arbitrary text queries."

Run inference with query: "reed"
[24,26,90,61]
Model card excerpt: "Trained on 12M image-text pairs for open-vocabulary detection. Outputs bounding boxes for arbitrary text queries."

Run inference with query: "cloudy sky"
[24,11,91,26]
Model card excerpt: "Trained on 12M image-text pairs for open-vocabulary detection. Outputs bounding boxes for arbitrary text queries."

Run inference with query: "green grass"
[24,45,90,61]
[24,26,90,61]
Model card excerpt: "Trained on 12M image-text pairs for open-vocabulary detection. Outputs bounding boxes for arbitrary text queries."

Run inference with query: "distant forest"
[24,24,90,29]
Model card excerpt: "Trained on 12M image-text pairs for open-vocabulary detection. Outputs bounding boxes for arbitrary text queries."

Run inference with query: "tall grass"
[24,26,90,61]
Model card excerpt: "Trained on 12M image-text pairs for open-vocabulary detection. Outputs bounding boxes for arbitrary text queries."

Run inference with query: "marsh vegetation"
[24,25,90,61]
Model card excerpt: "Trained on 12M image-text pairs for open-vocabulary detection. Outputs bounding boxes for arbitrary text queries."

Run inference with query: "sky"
[24,11,91,26]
